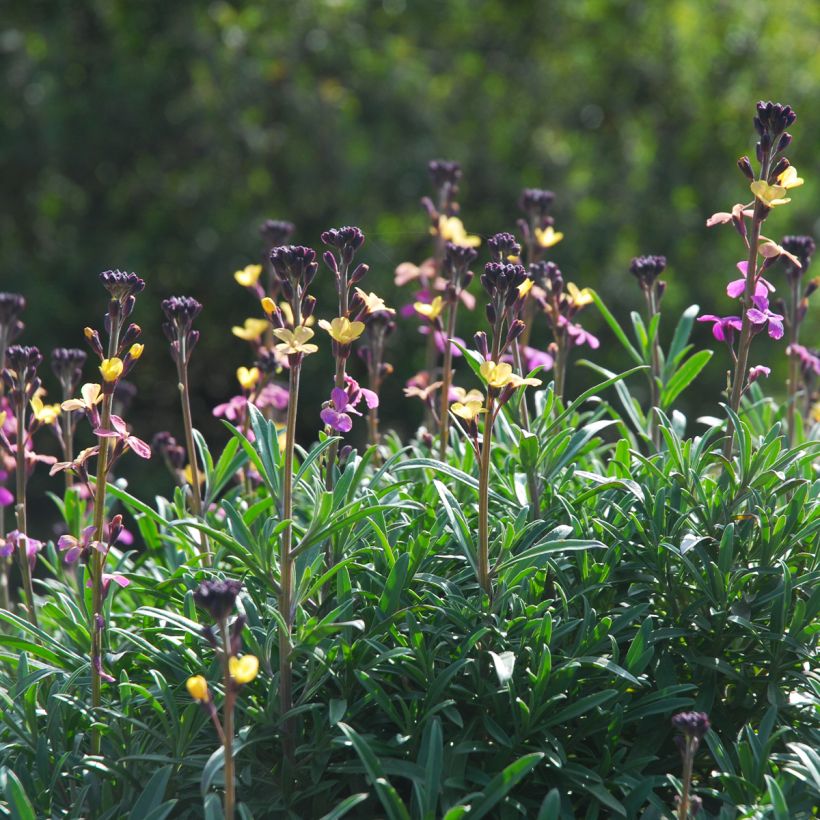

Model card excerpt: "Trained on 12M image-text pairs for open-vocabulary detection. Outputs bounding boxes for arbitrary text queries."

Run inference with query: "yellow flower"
[186,675,209,702]
[414,296,444,321]
[234,264,263,288]
[508,373,543,388]
[566,282,593,307]
[451,400,485,421]
[518,278,534,298]
[480,360,514,388]
[450,387,484,404]
[99,357,124,382]
[183,464,205,486]
[229,654,259,685]
[279,302,315,328]
[273,326,319,356]
[261,296,277,317]
[62,383,103,413]
[777,165,803,189]
[435,216,481,248]
[232,318,271,342]
[534,225,564,248]
[236,366,261,391]
[129,343,144,360]
[355,289,395,315]
[30,394,61,425]
[0,411,5,428]
[318,317,365,344]
[750,180,790,208]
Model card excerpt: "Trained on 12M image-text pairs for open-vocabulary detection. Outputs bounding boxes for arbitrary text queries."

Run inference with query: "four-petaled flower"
[273,326,319,356]
[566,282,593,308]
[229,654,259,685]
[534,225,564,248]
[479,360,542,390]
[236,366,261,391]
[726,261,775,301]
[94,415,152,458]
[30,394,61,425]
[232,318,270,342]
[451,400,485,421]
[435,216,481,249]
[747,298,784,340]
[318,317,365,344]
[354,289,395,315]
[234,264,263,288]
[414,296,444,321]
[99,357,124,382]
[320,387,355,433]
[698,314,743,343]
[62,382,104,414]
[58,525,98,563]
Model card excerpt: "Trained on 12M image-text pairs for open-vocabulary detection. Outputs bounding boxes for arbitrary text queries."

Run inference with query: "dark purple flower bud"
[255,348,279,375]
[486,303,496,324]
[488,232,521,263]
[519,188,555,221]
[322,251,339,276]
[350,263,369,284]
[259,219,295,248]
[302,294,317,320]
[0,293,26,331]
[270,245,318,287]
[473,331,489,359]
[506,320,526,346]
[230,613,247,656]
[193,579,243,622]
[737,156,754,181]
[99,270,145,301]
[629,255,667,289]
[768,157,790,182]
[428,159,462,191]
[781,235,815,279]
[202,624,218,648]
[321,226,365,265]
[152,431,186,470]
[777,133,792,152]
[671,711,710,740]
[51,347,87,395]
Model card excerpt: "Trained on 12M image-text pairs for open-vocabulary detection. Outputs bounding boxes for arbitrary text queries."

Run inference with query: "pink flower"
[418,325,465,356]
[320,388,354,433]
[748,365,771,383]
[566,322,600,350]
[213,395,248,422]
[698,314,743,343]
[520,346,554,373]
[94,415,151,459]
[0,471,12,507]
[0,530,43,571]
[726,261,775,301]
[747,304,784,340]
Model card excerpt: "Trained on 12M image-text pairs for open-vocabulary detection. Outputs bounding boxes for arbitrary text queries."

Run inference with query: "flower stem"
[14,401,37,628]
[677,738,695,820]
[176,347,210,563]
[477,398,494,597]
[438,302,459,460]
[644,287,662,450]
[786,278,800,446]
[220,620,236,820]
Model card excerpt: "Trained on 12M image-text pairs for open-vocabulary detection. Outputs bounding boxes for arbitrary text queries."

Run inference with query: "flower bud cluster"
[162,295,203,365]
[51,348,87,398]
[0,293,26,350]
[2,345,43,411]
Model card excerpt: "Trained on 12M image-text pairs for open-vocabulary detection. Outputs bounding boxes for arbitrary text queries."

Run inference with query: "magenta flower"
[520,345,554,373]
[747,365,771,383]
[747,300,784,340]
[787,344,820,376]
[94,415,151,459]
[565,321,600,349]
[213,394,248,422]
[256,382,289,412]
[320,388,354,433]
[698,314,743,343]
[344,375,378,411]
[87,572,130,597]
[418,325,465,356]
[0,470,12,507]
[58,525,98,564]
[726,261,775,301]
[0,530,43,571]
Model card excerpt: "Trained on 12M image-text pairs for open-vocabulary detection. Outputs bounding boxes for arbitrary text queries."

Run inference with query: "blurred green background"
[2,0,818,502]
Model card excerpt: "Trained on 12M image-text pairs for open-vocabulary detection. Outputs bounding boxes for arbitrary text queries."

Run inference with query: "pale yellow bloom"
[99,358,123,382]
[435,216,481,249]
[480,360,514,388]
[186,675,209,702]
[234,264,263,288]
[750,180,790,208]
[355,289,395,315]
[318,317,365,344]
[758,237,802,269]
[229,654,259,685]
[566,282,593,308]
[129,343,144,360]
[451,400,485,421]
[62,383,104,413]
[534,225,564,248]
[273,326,319,356]
[0,411,5,428]
[777,165,803,189]
[518,278,534,298]
[30,394,61,425]
[236,366,261,391]
[414,296,444,321]
[508,373,543,388]
[232,318,271,342]
[450,387,484,404]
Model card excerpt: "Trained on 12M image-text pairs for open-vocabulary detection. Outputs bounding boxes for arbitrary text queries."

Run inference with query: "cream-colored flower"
[62,383,104,413]
[318,317,365,344]
[355,289,395,315]
[435,216,481,249]
[273,326,319,356]
[534,225,564,248]
[451,400,485,421]
[232,318,271,342]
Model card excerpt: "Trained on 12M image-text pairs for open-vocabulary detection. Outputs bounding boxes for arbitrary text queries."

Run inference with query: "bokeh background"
[2,0,819,510]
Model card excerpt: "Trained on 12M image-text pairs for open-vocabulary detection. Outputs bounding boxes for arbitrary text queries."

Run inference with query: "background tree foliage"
[2,0,818,457]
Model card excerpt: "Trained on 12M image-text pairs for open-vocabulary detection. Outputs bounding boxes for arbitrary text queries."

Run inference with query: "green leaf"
[661,349,713,408]
[2,768,36,820]
[319,794,370,820]
[588,289,643,365]
[467,752,544,819]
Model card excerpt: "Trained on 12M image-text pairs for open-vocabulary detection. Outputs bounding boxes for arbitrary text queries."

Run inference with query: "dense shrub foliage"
[0,101,818,818]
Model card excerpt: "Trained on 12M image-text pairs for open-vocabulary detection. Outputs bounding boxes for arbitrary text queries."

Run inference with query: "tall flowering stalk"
[517,188,564,349]
[438,243,478,458]
[0,293,25,613]
[84,270,147,753]
[703,102,801,458]
[1,345,45,625]
[671,711,710,819]
[187,580,259,820]
[319,226,368,485]
[473,261,541,595]
[358,304,396,447]
[778,236,817,443]
[161,296,210,562]
[261,245,318,754]
[51,348,87,489]
[629,255,668,449]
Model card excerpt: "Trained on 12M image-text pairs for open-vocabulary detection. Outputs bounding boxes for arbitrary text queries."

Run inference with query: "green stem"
[786,279,800,446]
[477,398,495,596]
[644,287,662,450]
[677,738,695,820]
[221,620,236,820]
[438,303,459,460]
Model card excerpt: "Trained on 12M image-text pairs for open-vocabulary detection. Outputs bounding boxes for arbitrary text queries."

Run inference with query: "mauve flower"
[698,314,743,343]
[213,395,248,422]
[747,301,785,339]
[58,525,98,564]
[0,530,42,571]
[787,344,820,376]
[93,415,152,459]
[726,261,775,301]
[0,470,12,507]
[320,387,354,433]
[418,325,465,356]
[565,321,600,350]
[520,345,554,373]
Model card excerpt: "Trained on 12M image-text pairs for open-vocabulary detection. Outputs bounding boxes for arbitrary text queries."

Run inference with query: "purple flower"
[748,365,771,383]
[320,387,354,433]
[566,322,600,349]
[787,344,820,376]
[520,345,554,373]
[86,572,130,598]
[213,395,248,422]
[0,470,12,507]
[344,375,378,411]
[0,530,43,571]
[58,525,98,564]
[698,314,743,343]
[418,325,465,356]
[726,261,775,301]
[94,415,152,459]
[747,302,785,339]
